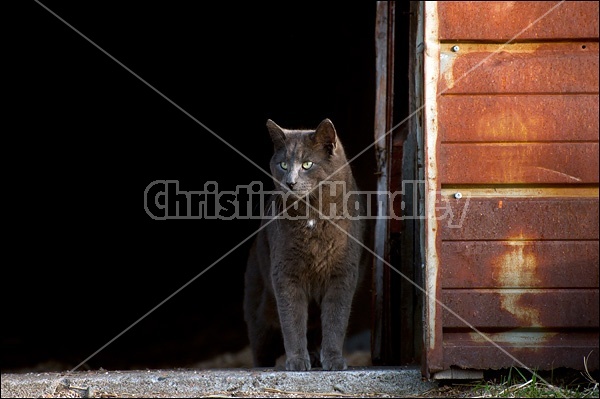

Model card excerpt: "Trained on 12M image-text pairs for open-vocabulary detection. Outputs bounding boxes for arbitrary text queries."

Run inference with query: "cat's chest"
[294,219,349,262]
[270,217,351,264]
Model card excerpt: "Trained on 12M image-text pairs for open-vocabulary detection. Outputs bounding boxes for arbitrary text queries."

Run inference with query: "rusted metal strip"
[438,1,599,42]
[423,1,443,376]
[442,289,599,328]
[439,42,599,94]
[442,241,600,289]
[439,95,599,143]
[441,197,599,241]
[440,143,599,184]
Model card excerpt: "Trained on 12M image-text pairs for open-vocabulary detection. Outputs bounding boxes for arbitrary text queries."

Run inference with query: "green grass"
[468,366,599,398]
[422,354,599,398]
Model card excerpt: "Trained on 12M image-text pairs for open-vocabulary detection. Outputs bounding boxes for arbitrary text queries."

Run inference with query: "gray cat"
[243,118,367,371]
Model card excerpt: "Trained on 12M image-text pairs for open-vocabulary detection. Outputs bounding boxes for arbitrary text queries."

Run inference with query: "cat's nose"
[286,181,296,190]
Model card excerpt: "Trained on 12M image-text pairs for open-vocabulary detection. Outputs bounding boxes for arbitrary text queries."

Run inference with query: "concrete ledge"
[1,367,435,398]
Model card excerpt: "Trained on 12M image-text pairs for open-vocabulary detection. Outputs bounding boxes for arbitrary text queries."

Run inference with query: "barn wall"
[425,1,599,375]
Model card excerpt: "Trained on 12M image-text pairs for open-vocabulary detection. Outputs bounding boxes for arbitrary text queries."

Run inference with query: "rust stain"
[474,109,544,143]
[442,289,599,328]
[442,240,600,289]
[439,95,600,143]
[494,237,542,326]
[480,110,526,140]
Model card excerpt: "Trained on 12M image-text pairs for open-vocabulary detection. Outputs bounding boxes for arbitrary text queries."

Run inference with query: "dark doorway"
[6,3,376,371]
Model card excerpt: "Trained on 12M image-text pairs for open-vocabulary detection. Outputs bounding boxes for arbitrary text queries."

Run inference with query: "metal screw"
[451,45,460,52]
[454,192,463,199]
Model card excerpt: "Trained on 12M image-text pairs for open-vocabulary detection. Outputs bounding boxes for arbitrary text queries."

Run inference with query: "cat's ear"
[313,118,337,153]
[266,119,286,148]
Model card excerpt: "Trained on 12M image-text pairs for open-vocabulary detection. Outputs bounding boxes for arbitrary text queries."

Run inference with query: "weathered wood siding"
[426,1,599,375]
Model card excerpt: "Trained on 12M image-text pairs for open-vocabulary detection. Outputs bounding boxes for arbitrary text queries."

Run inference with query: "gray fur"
[244,119,367,371]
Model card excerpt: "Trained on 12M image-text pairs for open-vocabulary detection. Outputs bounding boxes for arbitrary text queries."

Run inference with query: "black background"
[6,2,377,371]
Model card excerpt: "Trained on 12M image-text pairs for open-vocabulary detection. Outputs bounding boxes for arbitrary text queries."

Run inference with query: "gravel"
[1,367,436,398]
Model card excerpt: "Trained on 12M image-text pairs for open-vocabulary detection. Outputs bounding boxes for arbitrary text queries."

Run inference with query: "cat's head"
[266,118,350,198]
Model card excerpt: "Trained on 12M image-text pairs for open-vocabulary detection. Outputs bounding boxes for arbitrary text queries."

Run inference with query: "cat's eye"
[302,161,313,170]
[280,161,288,170]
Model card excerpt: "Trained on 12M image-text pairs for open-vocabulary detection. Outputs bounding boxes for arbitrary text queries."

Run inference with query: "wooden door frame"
[372,1,426,367]
[372,0,396,365]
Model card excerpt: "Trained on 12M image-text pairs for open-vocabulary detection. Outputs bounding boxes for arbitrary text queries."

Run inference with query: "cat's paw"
[321,357,347,371]
[286,357,311,371]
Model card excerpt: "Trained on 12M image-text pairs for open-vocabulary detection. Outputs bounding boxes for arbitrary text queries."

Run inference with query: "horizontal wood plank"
[439,43,598,94]
[442,346,599,371]
[439,95,599,143]
[440,143,599,184]
[439,1,600,41]
[442,241,599,288]
[440,197,599,241]
[442,289,599,328]
[442,330,599,370]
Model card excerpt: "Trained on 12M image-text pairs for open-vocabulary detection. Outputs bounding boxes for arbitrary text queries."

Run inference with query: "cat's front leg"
[320,278,356,370]
[272,276,311,371]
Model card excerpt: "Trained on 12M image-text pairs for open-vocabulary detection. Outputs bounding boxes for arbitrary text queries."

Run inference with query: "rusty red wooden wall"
[424,1,599,376]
